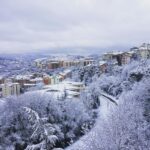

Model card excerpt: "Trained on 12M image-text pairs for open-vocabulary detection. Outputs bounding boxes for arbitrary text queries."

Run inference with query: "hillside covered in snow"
[67,60,150,150]
[0,60,150,150]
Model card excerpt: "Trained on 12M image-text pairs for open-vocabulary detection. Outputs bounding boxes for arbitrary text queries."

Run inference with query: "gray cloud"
[0,0,150,54]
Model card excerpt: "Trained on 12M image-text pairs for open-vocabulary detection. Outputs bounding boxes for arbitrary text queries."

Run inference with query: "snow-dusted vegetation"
[0,93,94,149]
[0,60,150,150]
[67,60,150,150]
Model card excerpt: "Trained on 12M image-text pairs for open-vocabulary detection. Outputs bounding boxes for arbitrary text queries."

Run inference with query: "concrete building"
[30,77,43,84]
[103,52,113,61]
[34,57,94,70]
[14,75,34,87]
[59,69,72,79]
[34,58,47,68]
[121,52,134,65]
[2,82,20,97]
[83,59,94,66]
[65,81,84,98]
[62,60,74,68]
[44,75,62,85]
[138,49,150,59]
[103,52,124,66]
[137,43,150,59]
[99,61,107,73]
[47,61,60,69]
[43,75,52,85]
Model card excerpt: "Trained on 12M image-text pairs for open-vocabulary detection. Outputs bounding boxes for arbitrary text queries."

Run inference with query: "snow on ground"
[66,94,117,150]
[0,98,6,106]
[26,80,84,100]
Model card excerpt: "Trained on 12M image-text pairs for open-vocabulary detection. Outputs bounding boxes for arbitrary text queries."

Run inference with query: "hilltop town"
[1,0,150,149]
[0,43,150,150]
[0,43,150,99]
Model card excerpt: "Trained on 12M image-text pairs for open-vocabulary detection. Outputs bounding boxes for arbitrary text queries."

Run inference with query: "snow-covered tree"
[67,60,150,150]
[24,107,59,150]
[72,65,101,85]
[92,80,150,150]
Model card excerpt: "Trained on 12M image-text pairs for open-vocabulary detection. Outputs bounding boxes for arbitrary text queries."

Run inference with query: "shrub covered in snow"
[0,93,93,150]
[67,60,150,150]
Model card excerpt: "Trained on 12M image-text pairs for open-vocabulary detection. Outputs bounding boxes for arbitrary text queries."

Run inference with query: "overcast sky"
[0,0,150,54]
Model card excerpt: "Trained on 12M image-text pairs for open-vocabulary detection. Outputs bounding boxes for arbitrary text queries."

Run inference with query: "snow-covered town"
[0,43,150,149]
[0,43,150,99]
[0,0,150,150]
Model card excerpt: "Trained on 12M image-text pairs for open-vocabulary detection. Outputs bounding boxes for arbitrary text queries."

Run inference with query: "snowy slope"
[66,94,117,150]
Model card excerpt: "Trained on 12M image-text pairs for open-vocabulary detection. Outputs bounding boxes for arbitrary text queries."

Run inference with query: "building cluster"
[34,58,94,70]
[1,43,150,98]
[102,43,150,67]
[0,69,73,98]
[0,79,20,97]
[0,75,37,97]
[43,69,72,85]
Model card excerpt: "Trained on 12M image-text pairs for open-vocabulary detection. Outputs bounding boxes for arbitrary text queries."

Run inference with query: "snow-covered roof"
[63,69,72,73]
[1,82,20,87]
[59,70,72,77]
[127,51,135,54]
[15,75,31,80]
[65,81,83,86]
[30,77,43,82]
[65,86,82,90]
[59,72,66,76]
[42,81,84,98]
[24,84,36,86]
[57,75,63,79]
[103,51,124,55]
[99,61,107,65]
[66,90,80,96]
[139,43,150,50]
[27,90,65,100]
[43,83,65,92]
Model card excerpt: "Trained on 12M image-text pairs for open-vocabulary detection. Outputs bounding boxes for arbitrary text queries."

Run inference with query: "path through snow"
[66,94,117,150]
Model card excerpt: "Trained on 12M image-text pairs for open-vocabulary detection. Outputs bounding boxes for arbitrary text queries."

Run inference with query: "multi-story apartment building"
[137,43,150,59]
[2,82,20,97]
[59,69,72,79]
[83,59,94,66]
[43,75,52,85]
[43,75,63,85]
[103,51,138,66]
[62,60,73,68]
[137,49,150,59]
[121,52,135,65]
[103,52,115,61]
[47,61,60,69]
[34,57,94,70]
[99,61,108,73]
[34,58,47,68]
[103,52,124,66]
